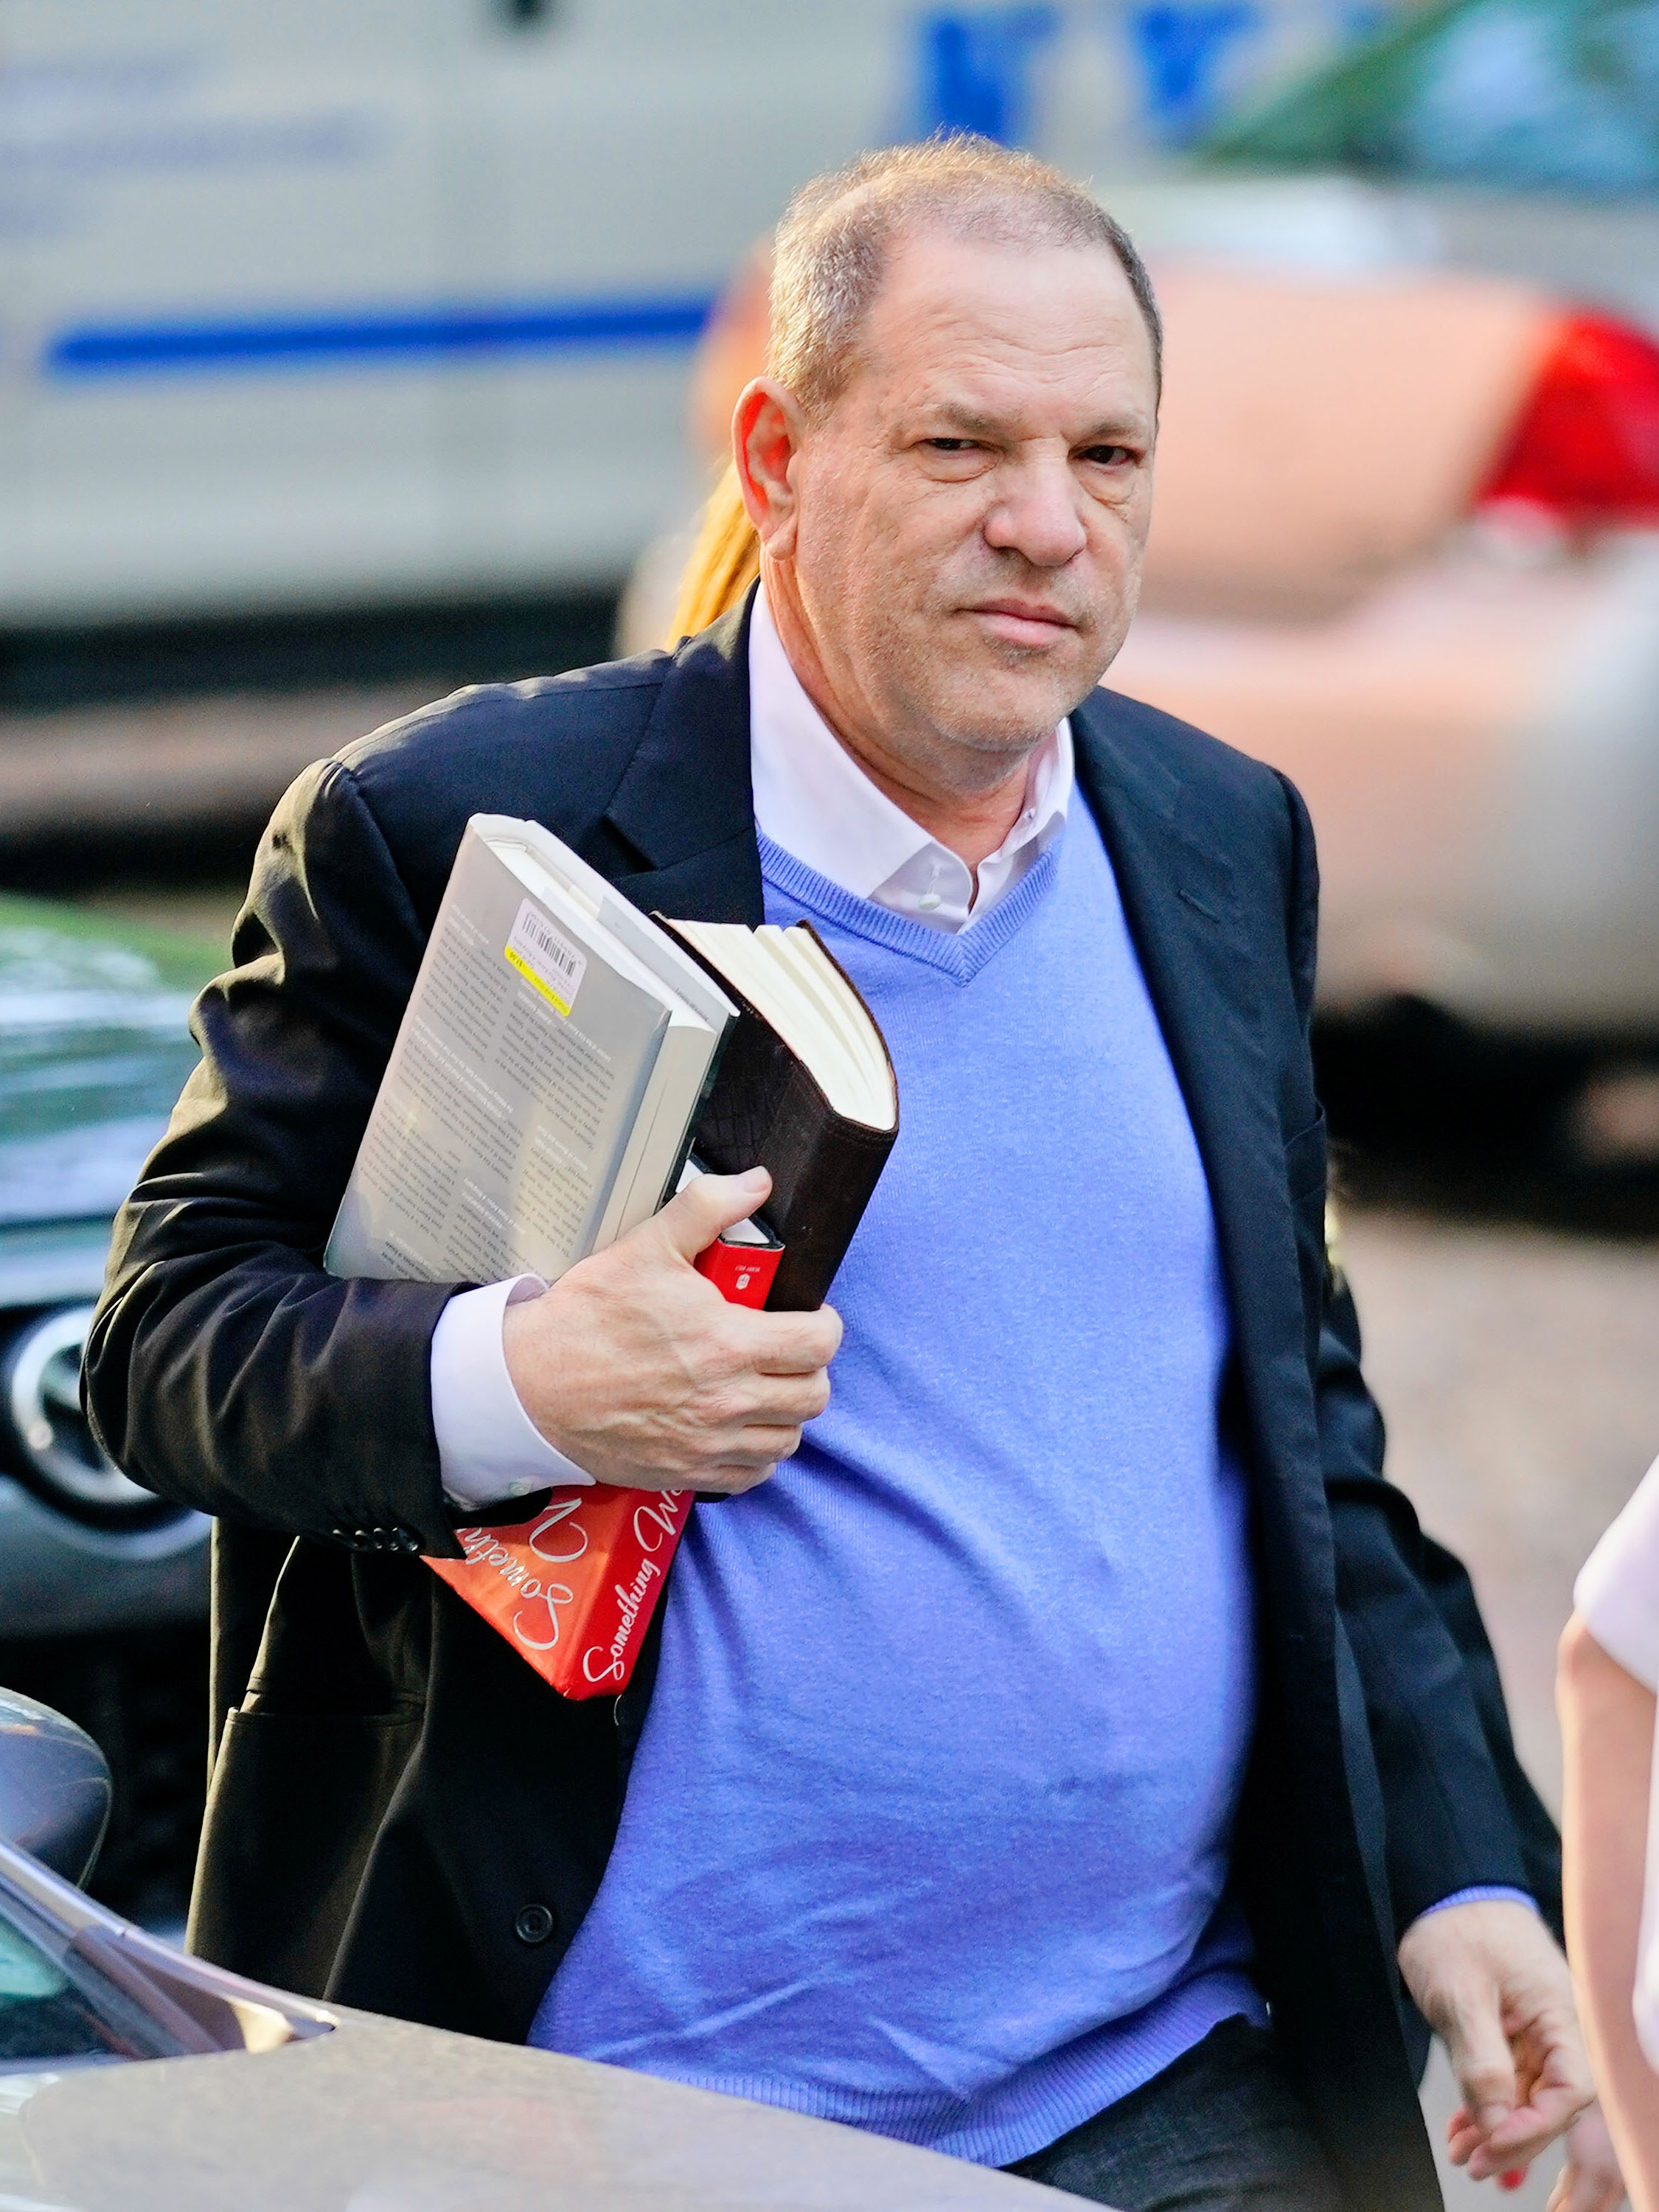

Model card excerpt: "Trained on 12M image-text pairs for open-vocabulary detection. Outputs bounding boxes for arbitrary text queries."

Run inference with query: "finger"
[1495,2076,1596,2151]
[1474,2032,1596,2174]
[1476,2081,1598,2178]
[1446,2109,1484,2166]
[1444,1997,1520,2157]
[729,1371,830,1425]
[653,1166,773,1261]
[748,1306,844,1373]
[711,1423,807,1466]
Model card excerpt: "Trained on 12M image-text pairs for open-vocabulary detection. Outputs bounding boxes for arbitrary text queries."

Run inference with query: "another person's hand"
[1398,1897,1595,2184]
[1547,2102,1628,2212]
[502,1167,841,1494]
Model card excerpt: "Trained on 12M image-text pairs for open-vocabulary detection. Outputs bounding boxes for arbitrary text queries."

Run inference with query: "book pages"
[326,824,671,1284]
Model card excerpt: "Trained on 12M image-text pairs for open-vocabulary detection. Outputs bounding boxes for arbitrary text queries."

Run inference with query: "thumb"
[1447,1997,1520,2146]
[653,1166,772,1262]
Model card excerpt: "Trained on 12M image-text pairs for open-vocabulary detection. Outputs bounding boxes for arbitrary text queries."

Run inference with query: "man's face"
[782,230,1157,779]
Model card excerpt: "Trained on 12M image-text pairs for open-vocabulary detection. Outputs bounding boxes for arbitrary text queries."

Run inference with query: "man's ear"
[733,378,805,560]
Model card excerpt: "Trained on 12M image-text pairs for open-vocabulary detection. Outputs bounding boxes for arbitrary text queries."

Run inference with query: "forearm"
[1559,1613,1659,2212]
[87,1222,462,1551]
[84,754,470,1548]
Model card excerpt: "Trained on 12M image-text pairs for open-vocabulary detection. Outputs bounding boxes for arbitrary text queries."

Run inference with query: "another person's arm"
[1559,1463,1659,2211]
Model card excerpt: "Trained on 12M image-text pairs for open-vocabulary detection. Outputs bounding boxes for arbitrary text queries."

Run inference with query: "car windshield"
[1210,0,1659,195]
[0,1911,179,2069]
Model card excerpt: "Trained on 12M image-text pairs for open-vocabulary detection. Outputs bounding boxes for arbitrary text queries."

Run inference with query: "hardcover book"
[325,813,898,1696]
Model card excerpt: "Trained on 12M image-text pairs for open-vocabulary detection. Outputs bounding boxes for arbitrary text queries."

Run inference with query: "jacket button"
[514,1902,556,1946]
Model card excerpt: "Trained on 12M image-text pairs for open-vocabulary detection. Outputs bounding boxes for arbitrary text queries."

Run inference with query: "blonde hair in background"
[667,463,760,647]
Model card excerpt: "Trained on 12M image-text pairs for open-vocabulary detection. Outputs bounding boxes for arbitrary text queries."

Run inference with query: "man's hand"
[1399,1899,1595,2185]
[502,1167,841,1494]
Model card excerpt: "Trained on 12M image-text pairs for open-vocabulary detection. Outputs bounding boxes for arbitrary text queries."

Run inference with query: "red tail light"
[1478,312,1659,527]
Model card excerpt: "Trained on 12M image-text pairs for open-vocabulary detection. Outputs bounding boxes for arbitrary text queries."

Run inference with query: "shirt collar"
[747,582,1072,925]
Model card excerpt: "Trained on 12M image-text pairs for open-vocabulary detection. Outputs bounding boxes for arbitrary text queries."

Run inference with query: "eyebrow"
[919,400,1152,445]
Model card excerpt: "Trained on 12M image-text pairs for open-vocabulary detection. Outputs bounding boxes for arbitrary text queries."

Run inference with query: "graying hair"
[768,134,1162,418]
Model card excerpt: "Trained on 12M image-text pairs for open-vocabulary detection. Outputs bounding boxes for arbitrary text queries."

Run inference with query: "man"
[87,139,1589,2211]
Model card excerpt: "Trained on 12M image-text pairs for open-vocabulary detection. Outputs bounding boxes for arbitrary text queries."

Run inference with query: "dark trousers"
[1006,2019,1346,2211]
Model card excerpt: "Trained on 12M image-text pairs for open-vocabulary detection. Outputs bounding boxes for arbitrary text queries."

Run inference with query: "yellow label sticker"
[505,900,586,1018]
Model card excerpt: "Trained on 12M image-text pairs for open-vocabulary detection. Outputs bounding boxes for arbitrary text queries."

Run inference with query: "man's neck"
[763,577,1040,880]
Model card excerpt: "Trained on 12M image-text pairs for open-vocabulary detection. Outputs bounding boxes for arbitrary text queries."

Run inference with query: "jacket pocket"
[187,1705,420,1999]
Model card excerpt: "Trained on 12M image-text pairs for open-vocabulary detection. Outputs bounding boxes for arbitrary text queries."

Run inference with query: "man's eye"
[1080,445,1134,467]
[923,438,980,454]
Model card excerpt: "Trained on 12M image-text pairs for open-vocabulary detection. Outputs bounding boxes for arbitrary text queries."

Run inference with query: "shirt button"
[514,1902,556,1946]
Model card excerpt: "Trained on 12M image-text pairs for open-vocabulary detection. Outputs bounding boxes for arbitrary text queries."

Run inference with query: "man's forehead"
[851,232,1157,412]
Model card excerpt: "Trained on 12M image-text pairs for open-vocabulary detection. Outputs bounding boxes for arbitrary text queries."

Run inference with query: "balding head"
[733,141,1158,821]
[768,134,1162,422]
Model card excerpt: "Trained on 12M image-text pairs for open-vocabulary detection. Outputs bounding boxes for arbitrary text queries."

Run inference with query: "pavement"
[1344,1208,1659,1814]
[1343,1208,1659,2209]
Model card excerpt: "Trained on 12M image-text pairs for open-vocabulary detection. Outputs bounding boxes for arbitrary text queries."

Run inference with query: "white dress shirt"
[431,584,1073,1509]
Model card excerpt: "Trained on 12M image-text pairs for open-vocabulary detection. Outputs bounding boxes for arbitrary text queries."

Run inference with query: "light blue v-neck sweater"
[532,796,1264,2167]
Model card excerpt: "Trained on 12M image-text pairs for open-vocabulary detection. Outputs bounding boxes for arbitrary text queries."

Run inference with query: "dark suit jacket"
[86,597,1557,2211]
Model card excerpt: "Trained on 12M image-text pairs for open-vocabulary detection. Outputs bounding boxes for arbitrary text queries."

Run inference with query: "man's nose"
[982,459,1088,569]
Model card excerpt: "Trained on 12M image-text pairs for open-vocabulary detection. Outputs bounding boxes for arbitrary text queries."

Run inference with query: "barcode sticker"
[504,900,588,1018]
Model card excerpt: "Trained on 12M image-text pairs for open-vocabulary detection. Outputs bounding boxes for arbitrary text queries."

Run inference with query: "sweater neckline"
[757,826,1065,984]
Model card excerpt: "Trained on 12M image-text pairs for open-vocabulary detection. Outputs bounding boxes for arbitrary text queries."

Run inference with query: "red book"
[426,1220,782,1700]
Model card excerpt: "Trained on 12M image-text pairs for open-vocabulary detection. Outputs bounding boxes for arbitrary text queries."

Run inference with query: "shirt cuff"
[1412,1887,1540,1924]
[430,1276,596,1512]
[1576,1455,1659,1691]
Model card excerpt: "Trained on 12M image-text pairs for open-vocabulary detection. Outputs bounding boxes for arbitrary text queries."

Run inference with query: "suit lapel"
[597,640,1301,1436]
[599,593,765,927]
[598,634,1288,1234]
[1071,688,1279,1214]
[1069,690,1318,1484]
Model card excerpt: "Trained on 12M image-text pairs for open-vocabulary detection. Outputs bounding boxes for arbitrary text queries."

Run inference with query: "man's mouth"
[967,599,1079,647]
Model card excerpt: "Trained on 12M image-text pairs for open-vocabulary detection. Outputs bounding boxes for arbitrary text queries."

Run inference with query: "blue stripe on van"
[45,292,718,375]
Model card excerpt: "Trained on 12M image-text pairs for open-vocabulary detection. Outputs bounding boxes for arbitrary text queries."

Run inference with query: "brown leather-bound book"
[656,917,898,1312]
[327,812,900,1700]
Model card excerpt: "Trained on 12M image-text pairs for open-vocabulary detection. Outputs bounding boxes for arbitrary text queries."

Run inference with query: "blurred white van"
[0,0,1361,627]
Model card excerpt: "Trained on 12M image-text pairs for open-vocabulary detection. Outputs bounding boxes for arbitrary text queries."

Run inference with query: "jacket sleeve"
[83,757,466,1557]
[1275,771,1556,1937]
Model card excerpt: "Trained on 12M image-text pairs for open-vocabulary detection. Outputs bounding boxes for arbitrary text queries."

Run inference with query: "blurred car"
[0,894,220,1919]
[0,0,1385,640]
[0,892,218,1632]
[0,1687,1054,2212]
